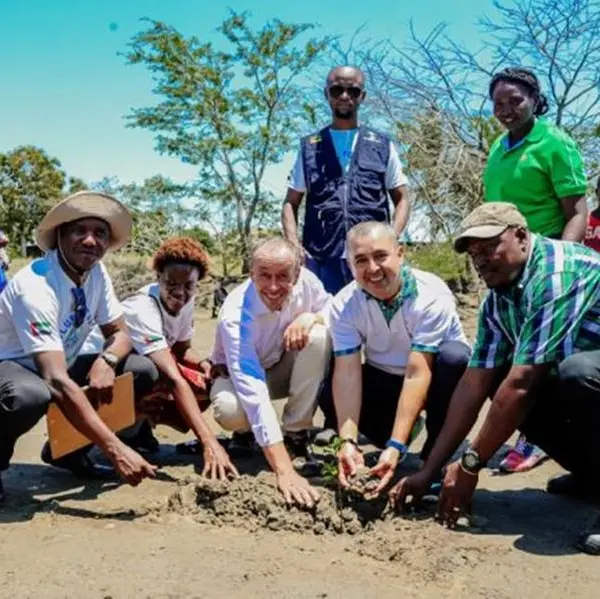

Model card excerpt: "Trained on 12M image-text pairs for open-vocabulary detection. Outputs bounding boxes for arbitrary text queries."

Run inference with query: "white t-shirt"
[211,267,331,447]
[0,250,122,370]
[83,283,195,356]
[287,132,408,192]
[330,268,468,376]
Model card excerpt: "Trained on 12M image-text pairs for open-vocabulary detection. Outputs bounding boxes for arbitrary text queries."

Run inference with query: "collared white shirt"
[0,250,122,371]
[211,267,331,447]
[83,283,195,356]
[330,267,468,376]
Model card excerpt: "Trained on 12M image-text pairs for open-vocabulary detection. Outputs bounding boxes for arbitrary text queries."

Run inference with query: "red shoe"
[499,435,547,473]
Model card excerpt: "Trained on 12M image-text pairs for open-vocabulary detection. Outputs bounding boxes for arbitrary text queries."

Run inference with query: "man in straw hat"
[0,191,159,502]
[389,202,600,555]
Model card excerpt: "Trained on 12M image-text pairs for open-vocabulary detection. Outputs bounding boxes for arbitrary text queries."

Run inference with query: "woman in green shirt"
[485,68,588,241]
[484,68,588,473]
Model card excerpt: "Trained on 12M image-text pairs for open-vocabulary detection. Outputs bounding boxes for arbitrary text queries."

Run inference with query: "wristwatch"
[100,351,120,370]
[460,448,486,475]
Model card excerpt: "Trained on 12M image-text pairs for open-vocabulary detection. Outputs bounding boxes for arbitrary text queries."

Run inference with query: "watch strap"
[100,351,119,370]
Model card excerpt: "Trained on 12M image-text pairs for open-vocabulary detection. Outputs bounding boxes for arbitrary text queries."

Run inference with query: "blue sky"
[0,0,493,196]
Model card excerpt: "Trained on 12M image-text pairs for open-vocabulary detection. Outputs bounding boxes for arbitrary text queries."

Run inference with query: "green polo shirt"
[484,119,587,236]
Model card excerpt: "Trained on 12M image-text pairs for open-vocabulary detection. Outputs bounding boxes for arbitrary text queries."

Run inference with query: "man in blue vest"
[282,65,411,294]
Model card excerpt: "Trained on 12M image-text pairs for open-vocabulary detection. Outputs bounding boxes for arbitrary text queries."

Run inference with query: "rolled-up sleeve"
[219,303,283,447]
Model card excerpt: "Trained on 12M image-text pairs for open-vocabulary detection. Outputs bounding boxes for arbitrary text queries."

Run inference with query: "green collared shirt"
[470,235,600,369]
[484,119,587,236]
[363,264,418,325]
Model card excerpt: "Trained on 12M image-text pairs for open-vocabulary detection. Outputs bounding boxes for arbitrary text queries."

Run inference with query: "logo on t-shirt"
[30,320,52,337]
[364,131,382,143]
[308,135,321,144]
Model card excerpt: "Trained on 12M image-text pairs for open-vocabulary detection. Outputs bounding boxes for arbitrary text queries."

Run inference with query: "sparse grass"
[405,242,472,291]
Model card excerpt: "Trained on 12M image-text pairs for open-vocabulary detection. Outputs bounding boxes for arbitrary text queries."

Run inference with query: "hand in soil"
[346,466,382,500]
[109,443,158,486]
[277,470,320,507]
[337,442,365,488]
[202,442,239,481]
[368,447,400,497]
[437,462,477,529]
[389,470,433,511]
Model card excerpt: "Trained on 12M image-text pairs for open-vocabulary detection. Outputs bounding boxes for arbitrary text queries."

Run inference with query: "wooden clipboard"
[46,371,135,460]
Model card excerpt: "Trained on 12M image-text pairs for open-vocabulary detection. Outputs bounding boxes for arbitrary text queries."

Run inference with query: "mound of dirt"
[163,471,384,536]
[157,472,502,570]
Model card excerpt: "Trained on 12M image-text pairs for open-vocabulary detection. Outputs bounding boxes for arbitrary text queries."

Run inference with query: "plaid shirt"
[470,235,600,369]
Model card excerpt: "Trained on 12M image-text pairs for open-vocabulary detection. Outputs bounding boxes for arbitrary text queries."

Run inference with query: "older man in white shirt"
[210,237,331,506]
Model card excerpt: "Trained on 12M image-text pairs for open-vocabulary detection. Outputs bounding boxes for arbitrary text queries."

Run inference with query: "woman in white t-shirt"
[121,237,237,480]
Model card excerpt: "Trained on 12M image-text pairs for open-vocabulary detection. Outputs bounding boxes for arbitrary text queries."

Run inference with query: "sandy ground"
[1,309,600,599]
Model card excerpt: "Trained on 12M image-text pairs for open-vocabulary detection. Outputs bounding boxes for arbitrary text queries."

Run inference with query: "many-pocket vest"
[301,125,391,259]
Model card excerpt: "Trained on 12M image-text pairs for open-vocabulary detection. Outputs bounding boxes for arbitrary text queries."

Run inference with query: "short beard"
[334,109,354,120]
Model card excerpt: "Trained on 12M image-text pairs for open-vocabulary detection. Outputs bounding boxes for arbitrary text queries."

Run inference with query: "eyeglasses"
[72,287,88,329]
[327,85,363,99]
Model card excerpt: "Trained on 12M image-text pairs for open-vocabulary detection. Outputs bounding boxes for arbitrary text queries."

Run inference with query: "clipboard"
[46,371,136,460]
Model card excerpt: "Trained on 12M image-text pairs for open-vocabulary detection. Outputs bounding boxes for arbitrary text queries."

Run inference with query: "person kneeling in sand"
[210,237,331,506]
[0,191,159,502]
[391,203,600,555]
[83,237,237,480]
[324,221,470,495]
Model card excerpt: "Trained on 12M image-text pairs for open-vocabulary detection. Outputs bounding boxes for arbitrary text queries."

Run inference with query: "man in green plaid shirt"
[389,202,600,555]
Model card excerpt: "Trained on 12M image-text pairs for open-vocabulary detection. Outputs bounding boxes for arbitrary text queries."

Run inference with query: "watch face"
[463,451,480,470]
[102,352,119,368]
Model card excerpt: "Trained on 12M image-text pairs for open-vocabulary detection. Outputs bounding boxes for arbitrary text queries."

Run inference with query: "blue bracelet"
[386,438,408,455]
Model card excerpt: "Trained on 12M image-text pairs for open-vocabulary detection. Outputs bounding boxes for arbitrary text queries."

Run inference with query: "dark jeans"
[318,341,470,456]
[512,350,600,478]
[0,353,158,470]
[305,256,352,295]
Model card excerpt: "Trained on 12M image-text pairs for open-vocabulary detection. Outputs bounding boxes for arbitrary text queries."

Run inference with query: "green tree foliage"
[0,146,67,254]
[92,175,179,256]
[123,11,330,271]
[181,226,216,255]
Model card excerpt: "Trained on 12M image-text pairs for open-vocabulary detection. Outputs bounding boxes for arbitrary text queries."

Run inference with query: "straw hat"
[35,191,132,252]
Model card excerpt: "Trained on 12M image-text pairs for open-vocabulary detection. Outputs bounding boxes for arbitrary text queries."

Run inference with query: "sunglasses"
[327,85,363,99]
[72,287,88,329]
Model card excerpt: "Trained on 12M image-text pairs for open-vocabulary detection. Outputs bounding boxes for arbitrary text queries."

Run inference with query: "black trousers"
[513,350,600,478]
[0,353,158,470]
[318,341,471,455]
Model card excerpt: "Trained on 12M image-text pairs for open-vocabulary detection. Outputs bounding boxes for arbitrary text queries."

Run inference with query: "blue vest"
[301,125,391,259]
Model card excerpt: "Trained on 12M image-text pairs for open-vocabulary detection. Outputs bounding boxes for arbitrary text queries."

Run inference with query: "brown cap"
[453,202,528,253]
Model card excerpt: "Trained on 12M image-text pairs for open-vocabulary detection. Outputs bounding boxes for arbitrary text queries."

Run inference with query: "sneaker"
[41,443,116,480]
[123,420,160,454]
[228,432,257,459]
[284,431,314,461]
[577,514,600,555]
[175,436,230,455]
[547,473,599,500]
[313,428,337,447]
[499,434,547,473]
